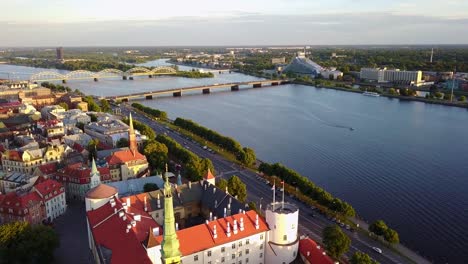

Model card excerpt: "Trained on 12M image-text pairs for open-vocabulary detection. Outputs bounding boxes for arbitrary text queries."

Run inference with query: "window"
[259,253,263,258]
[208,262,211,264]
[232,254,235,260]
[283,235,287,241]
[239,241,242,247]
[232,243,236,249]
[260,234,264,240]
[207,251,212,257]
[221,247,225,253]
[238,252,242,257]
[221,257,225,263]
[293,251,296,257]
[260,244,263,250]
[238,261,242,264]
[246,239,250,245]
[246,258,249,263]
[245,249,249,255]
[194,255,198,261]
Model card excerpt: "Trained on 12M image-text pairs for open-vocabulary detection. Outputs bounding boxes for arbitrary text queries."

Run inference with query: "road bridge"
[105,79,290,102]
[29,66,177,83]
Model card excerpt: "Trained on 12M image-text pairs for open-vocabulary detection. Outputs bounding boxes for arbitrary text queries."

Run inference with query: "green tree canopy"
[0,221,59,264]
[116,137,129,148]
[239,147,256,166]
[384,228,400,244]
[350,251,378,264]
[216,178,228,191]
[100,99,112,112]
[87,138,99,161]
[143,140,168,172]
[458,95,466,102]
[322,225,351,259]
[58,102,69,110]
[227,175,247,203]
[369,220,388,236]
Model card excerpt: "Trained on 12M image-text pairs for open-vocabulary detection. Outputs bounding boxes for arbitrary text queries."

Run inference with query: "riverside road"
[119,104,420,264]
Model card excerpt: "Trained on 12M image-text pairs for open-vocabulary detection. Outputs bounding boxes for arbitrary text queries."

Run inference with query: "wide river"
[1,59,467,263]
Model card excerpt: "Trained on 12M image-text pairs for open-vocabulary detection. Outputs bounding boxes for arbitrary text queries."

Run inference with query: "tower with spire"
[89,158,101,189]
[128,113,138,156]
[161,165,181,264]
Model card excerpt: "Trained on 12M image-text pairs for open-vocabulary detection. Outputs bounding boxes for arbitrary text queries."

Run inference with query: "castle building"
[85,170,299,264]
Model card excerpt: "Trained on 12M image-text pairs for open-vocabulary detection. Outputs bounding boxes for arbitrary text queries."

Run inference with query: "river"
[1,59,467,263]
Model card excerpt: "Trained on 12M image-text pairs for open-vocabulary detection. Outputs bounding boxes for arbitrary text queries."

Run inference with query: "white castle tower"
[265,185,299,264]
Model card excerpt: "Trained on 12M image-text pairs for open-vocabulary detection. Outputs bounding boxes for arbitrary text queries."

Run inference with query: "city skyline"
[1,0,468,46]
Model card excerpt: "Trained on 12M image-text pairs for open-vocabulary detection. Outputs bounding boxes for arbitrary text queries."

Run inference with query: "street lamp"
[259,197,263,211]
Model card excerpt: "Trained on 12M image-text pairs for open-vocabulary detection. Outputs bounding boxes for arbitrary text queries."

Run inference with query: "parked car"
[372,247,383,254]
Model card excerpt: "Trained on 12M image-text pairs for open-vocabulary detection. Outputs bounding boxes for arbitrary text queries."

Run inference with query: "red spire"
[204,169,215,180]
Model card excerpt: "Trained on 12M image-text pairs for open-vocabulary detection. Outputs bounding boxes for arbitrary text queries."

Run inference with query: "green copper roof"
[161,169,181,263]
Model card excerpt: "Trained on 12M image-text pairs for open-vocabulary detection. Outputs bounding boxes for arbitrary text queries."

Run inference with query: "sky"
[1,0,468,46]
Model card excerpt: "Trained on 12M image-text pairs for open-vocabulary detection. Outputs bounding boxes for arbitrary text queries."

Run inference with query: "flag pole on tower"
[272,179,276,210]
[281,180,285,209]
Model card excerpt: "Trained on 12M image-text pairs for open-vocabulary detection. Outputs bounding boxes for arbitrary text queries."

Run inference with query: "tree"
[227,175,247,203]
[322,225,351,259]
[58,102,69,110]
[143,183,159,192]
[369,220,388,236]
[459,95,466,102]
[443,93,452,101]
[384,228,400,244]
[239,147,256,166]
[87,139,99,161]
[116,138,129,148]
[350,252,378,264]
[388,88,398,95]
[100,99,111,112]
[76,122,85,131]
[0,221,59,264]
[143,140,168,172]
[433,91,443,99]
[216,178,228,191]
[89,113,98,122]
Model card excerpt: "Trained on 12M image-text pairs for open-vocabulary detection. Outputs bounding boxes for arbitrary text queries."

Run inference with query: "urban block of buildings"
[360,67,429,86]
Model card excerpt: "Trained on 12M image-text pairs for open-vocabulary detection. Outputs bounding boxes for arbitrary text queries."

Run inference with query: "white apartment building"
[360,67,423,85]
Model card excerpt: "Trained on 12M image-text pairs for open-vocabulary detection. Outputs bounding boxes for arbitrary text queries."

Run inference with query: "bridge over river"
[105,79,290,102]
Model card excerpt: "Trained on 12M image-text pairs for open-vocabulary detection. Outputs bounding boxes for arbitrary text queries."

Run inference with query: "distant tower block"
[265,202,299,264]
[56,47,64,61]
[430,48,434,63]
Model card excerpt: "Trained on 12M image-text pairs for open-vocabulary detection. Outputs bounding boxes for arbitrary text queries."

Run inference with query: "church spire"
[128,113,138,156]
[161,164,181,263]
[89,158,101,189]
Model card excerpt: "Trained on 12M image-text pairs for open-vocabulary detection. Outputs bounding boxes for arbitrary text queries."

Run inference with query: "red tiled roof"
[123,193,152,212]
[54,163,111,184]
[86,184,118,199]
[106,150,146,165]
[34,178,64,201]
[72,142,85,153]
[299,238,334,264]
[152,210,269,256]
[0,192,42,216]
[204,169,215,180]
[87,198,159,264]
[38,163,58,175]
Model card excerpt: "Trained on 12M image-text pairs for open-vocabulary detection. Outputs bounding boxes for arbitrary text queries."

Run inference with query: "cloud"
[0,12,467,46]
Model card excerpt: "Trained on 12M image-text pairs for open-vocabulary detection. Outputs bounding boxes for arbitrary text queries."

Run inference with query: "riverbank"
[293,80,468,109]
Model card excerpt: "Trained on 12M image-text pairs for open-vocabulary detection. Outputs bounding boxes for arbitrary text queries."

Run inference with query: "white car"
[372,247,382,254]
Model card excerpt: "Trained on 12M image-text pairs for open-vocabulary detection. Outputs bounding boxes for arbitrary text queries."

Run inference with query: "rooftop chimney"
[176,223,179,231]
[215,200,218,208]
[209,212,213,221]
[126,224,131,233]
[224,207,227,218]
[233,220,238,234]
[131,220,136,227]
[119,211,124,218]
[134,214,141,221]
[126,197,131,207]
[307,251,310,257]
[240,217,244,231]
[213,188,216,194]
[213,225,217,239]
[255,214,259,230]
[226,222,231,237]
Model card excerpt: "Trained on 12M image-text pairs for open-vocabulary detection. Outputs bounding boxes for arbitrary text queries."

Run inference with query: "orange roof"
[204,169,215,180]
[106,150,147,165]
[86,184,118,199]
[299,238,334,264]
[87,198,159,264]
[152,210,269,256]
